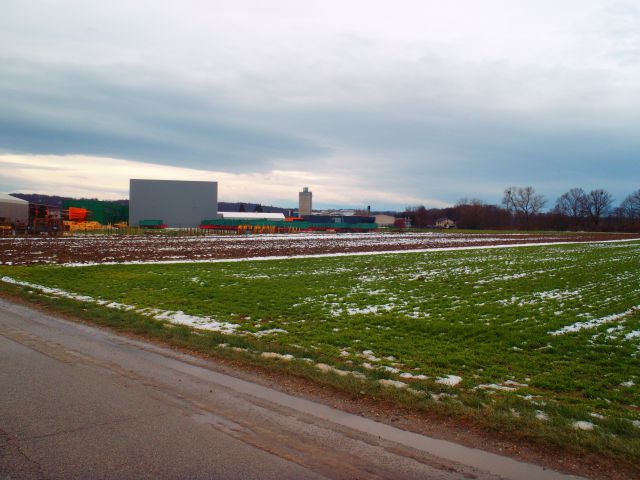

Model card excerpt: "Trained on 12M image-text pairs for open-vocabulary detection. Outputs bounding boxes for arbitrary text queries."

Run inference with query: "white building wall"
[219,212,285,220]
[129,179,218,227]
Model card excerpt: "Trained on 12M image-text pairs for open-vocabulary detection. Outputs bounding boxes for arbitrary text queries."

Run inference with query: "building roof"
[0,193,28,205]
[218,212,285,220]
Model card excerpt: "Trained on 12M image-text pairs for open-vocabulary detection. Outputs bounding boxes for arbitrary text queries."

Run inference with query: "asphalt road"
[0,298,582,480]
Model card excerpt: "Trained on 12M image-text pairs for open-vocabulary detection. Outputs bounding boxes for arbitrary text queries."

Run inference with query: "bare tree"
[502,186,546,228]
[584,189,613,228]
[554,188,587,228]
[620,189,640,220]
[455,198,485,207]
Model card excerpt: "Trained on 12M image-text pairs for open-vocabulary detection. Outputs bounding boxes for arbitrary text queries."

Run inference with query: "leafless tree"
[554,188,587,228]
[502,186,546,228]
[405,205,430,228]
[620,189,640,220]
[584,189,613,228]
[455,198,485,207]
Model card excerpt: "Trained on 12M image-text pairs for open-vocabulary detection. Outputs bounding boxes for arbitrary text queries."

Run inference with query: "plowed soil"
[1,231,638,266]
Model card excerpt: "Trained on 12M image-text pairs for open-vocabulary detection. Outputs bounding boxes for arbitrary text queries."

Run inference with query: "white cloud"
[0,153,448,209]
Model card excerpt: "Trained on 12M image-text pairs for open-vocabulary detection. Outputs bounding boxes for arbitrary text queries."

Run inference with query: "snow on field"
[3,239,639,430]
[549,305,640,335]
[1,231,637,266]
[1,276,95,302]
[1,276,241,334]
[61,237,640,267]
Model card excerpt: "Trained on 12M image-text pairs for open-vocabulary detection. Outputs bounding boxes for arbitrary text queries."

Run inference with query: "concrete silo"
[299,187,312,216]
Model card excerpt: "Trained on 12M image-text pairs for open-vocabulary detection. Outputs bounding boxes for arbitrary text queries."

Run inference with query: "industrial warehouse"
[0,181,379,235]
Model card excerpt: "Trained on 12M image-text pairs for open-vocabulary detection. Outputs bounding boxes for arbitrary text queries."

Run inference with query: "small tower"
[299,187,312,217]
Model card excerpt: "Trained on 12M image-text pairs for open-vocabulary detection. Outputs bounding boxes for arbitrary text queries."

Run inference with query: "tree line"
[404,187,640,232]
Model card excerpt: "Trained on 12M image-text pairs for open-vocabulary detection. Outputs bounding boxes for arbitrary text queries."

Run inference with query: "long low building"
[0,193,29,225]
[218,212,285,221]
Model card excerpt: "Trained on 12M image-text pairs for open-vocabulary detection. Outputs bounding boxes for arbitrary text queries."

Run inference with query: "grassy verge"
[1,240,639,464]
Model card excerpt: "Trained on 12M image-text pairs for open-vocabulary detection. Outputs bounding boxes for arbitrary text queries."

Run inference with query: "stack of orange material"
[64,221,103,231]
[68,207,89,222]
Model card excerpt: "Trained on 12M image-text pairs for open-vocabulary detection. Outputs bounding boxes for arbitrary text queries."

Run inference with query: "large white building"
[129,179,218,228]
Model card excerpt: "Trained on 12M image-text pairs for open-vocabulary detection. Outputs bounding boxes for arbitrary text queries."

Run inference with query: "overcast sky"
[1,0,639,209]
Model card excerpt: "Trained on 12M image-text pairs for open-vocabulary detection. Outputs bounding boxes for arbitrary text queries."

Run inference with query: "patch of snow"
[1,276,240,334]
[476,383,517,392]
[407,388,427,396]
[380,365,400,374]
[315,363,365,379]
[431,392,456,401]
[503,380,528,388]
[2,276,95,302]
[572,421,595,431]
[625,331,640,340]
[378,379,408,389]
[549,306,640,335]
[535,411,549,421]
[399,372,429,380]
[260,352,294,361]
[435,375,462,387]
[361,350,381,362]
[252,328,288,337]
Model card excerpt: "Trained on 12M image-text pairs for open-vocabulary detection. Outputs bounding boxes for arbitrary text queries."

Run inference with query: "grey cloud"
[2,0,640,210]
[0,59,327,170]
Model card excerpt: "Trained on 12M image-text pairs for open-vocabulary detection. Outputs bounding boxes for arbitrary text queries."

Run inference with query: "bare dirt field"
[1,231,638,266]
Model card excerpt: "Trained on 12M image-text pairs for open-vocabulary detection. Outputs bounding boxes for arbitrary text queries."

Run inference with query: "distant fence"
[64,222,379,236]
[65,227,229,237]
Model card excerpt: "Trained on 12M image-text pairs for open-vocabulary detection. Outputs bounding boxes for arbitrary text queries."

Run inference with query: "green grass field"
[2,240,639,461]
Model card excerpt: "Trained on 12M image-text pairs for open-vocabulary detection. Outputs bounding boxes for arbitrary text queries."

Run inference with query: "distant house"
[435,217,456,229]
[374,214,396,227]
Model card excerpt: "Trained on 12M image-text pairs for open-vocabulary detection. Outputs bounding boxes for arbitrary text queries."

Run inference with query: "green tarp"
[63,199,128,225]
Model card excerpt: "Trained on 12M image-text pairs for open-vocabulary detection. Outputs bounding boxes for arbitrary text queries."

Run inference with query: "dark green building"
[62,199,129,225]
